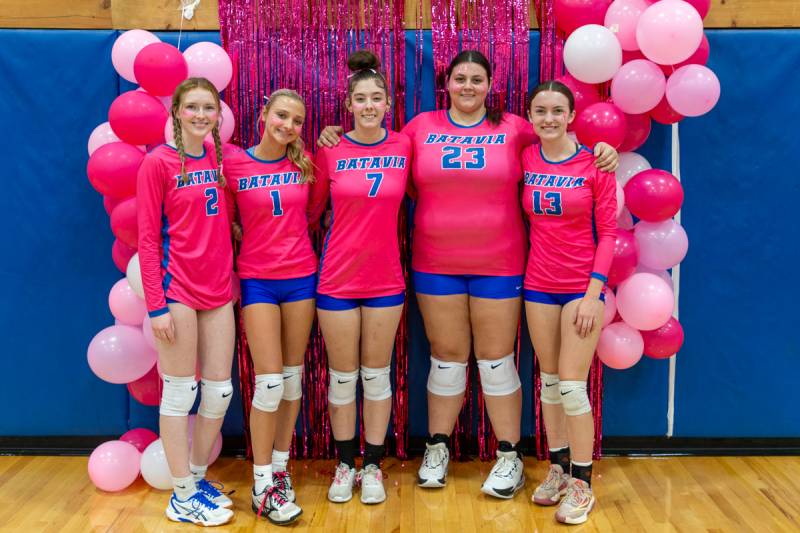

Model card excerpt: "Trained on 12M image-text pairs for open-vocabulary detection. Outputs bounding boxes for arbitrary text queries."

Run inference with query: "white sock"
[254,464,273,494]
[272,449,290,472]
[173,474,197,500]
[189,462,208,482]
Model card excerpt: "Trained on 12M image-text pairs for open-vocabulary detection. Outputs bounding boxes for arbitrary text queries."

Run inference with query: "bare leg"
[318,307,361,441]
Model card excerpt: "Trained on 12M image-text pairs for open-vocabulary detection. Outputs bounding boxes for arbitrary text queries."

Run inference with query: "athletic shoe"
[555,478,596,525]
[417,442,449,488]
[166,490,233,526]
[327,462,356,503]
[480,449,525,499]
[196,478,234,509]
[532,464,569,506]
[357,464,386,504]
[273,470,295,503]
[252,484,302,525]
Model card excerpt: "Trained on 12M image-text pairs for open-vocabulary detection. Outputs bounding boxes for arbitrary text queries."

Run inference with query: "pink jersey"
[137,144,233,315]
[401,110,536,276]
[225,148,317,280]
[309,130,410,298]
[521,144,617,293]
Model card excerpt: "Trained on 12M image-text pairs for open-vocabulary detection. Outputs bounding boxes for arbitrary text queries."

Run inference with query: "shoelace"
[256,485,290,518]
[423,446,445,469]
[356,465,381,485]
[197,478,224,498]
[563,482,591,508]
[190,491,219,511]
[273,470,291,491]
[492,456,518,478]
[540,467,563,491]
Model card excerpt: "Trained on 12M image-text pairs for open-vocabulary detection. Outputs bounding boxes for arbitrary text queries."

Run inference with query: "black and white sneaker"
[417,442,449,488]
[252,484,302,525]
[480,449,525,499]
[166,490,233,526]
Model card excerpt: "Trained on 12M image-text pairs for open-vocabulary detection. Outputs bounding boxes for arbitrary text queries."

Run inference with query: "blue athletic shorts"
[524,289,606,306]
[316,292,405,311]
[241,274,317,307]
[412,271,523,299]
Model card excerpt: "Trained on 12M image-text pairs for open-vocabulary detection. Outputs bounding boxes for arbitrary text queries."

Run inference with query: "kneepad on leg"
[328,369,358,405]
[427,356,468,396]
[160,375,198,417]
[198,378,233,419]
[539,372,561,405]
[559,381,592,416]
[477,353,521,396]
[361,366,392,401]
[253,374,284,413]
[282,365,303,401]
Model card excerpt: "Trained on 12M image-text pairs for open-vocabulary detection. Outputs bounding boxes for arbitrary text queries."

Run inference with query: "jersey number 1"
[269,190,284,216]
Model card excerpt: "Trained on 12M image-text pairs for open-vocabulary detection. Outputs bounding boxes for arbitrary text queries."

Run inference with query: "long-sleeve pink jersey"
[309,130,410,298]
[136,144,233,316]
[521,144,617,293]
[401,110,536,276]
[224,148,317,280]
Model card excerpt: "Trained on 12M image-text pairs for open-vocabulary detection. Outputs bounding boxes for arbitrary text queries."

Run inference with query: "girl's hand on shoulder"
[593,142,619,173]
[317,126,344,148]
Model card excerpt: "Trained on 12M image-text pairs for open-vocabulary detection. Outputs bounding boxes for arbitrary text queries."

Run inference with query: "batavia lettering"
[524,172,586,189]
[237,172,301,191]
[423,133,506,145]
[335,156,407,172]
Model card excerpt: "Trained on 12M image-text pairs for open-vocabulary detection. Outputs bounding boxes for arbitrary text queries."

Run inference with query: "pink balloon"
[649,94,684,124]
[87,142,144,199]
[187,415,223,465]
[660,33,709,75]
[634,219,689,269]
[624,169,684,222]
[683,0,710,18]
[616,272,674,330]
[104,195,122,216]
[617,152,651,186]
[110,198,138,249]
[635,264,674,291]
[183,42,233,92]
[617,206,634,230]
[87,440,141,492]
[134,42,188,97]
[642,316,684,358]
[597,322,643,369]
[555,74,601,123]
[602,287,617,327]
[142,314,157,350]
[615,181,625,218]
[665,64,720,117]
[611,59,666,114]
[109,278,147,326]
[605,0,649,51]
[112,29,160,83]
[108,91,169,146]
[88,122,123,156]
[608,229,638,287]
[555,0,614,36]
[87,325,158,384]
[127,364,161,406]
[636,0,704,65]
[618,113,652,152]
[112,239,137,274]
[120,428,159,452]
[574,102,627,149]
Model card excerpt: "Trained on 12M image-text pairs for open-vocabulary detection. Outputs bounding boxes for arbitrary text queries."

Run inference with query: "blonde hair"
[170,77,226,187]
[263,89,315,184]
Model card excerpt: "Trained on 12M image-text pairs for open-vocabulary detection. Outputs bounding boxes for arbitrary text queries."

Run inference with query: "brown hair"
[527,80,576,113]
[262,89,314,183]
[445,50,503,126]
[170,77,226,187]
[346,50,388,100]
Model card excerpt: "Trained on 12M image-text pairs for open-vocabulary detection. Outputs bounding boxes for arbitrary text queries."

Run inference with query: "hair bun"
[347,50,380,72]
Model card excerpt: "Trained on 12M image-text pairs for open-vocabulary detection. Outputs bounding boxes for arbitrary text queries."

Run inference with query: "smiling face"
[447,61,491,116]
[175,88,219,140]
[262,95,305,146]
[346,78,389,130]
[528,90,576,142]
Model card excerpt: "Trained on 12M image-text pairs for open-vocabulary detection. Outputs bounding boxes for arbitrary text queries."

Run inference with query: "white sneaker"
[252,484,302,525]
[166,490,233,526]
[196,478,234,508]
[532,464,569,506]
[417,442,449,488]
[480,449,525,499]
[273,470,295,503]
[555,478,596,525]
[327,462,356,503]
[357,464,386,504]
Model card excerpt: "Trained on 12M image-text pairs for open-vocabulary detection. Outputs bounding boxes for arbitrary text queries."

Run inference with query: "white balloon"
[126,254,144,299]
[616,152,651,186]
[140,438,172,490]
[563,24,623,84]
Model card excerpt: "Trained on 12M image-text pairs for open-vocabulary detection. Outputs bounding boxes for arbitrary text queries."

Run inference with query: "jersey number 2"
[204,187,219,216]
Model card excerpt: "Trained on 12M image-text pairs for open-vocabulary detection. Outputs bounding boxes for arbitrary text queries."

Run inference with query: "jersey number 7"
[366,173,383,197]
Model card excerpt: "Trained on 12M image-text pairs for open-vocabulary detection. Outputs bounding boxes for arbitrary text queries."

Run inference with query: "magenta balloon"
[634,219,689,269]
[610,59,666,114]
[623,169,684,221]
[87,142,144,199]
[618,113,652,152]
[183,41,233,92]
[110,197,139,249]
[555,73,601,121]
[108,90,169,145]
[112,239,137,274]
[666,64,721,117]
[554,0,614,36]
[660,34,710,75]
[574,102,627,149]
[642,316,684,358]
[134,42,188,96]
[608,229,638,287]
[597,322,644,369]
[87,325,157,384]
[617,206,634,230]
[684,0,710,18]
[112,29,160,83]
[120,428,159,453]
[605,0,649,51]
[109,278,147,326]
[649,94,684,124]
[87,440,141,492]
[636,0,704,65]
[616,273,674,330]
[127,365,160,406]
[103,195,122,216]
[602,287,617,327]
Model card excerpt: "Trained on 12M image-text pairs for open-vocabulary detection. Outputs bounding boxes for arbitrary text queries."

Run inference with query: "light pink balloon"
[636,264,674,291]
[109,278,147,326]
[563,24,623,84]
[112,29,160,83]
[615,181,625,218]
[88,440,141,492]
[605,0,649,51]
[188,415,223,465]
[183,42,234,92]
[88,122,123,156]
[597,322,643,369]
[602,287,617,327]
[634,219,689,269]
[617,206,634,230]
[87,325,158,384]
[611,59,666,114]
[665,64,720,117]
[616,272,674,330]
[617,151,651,186]
[636,0,704,65]
[142,314,157,350]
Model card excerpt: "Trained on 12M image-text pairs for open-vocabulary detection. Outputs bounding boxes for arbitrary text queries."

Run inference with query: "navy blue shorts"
[240,274,317,307]
[413,271,523,299]
[524,289,606,306]
[316,292,405,311]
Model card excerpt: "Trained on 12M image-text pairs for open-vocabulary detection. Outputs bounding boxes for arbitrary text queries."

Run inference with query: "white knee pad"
[477,353,521,396]
[361,366,392,401]
[560,381,592,416]
[253,373,284,413]
[160,375,198,417]
[282,365,303,401]
[198,378,233,419]
[328,369,358,405]
[427,356,468,396]
[540,372,561,405]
